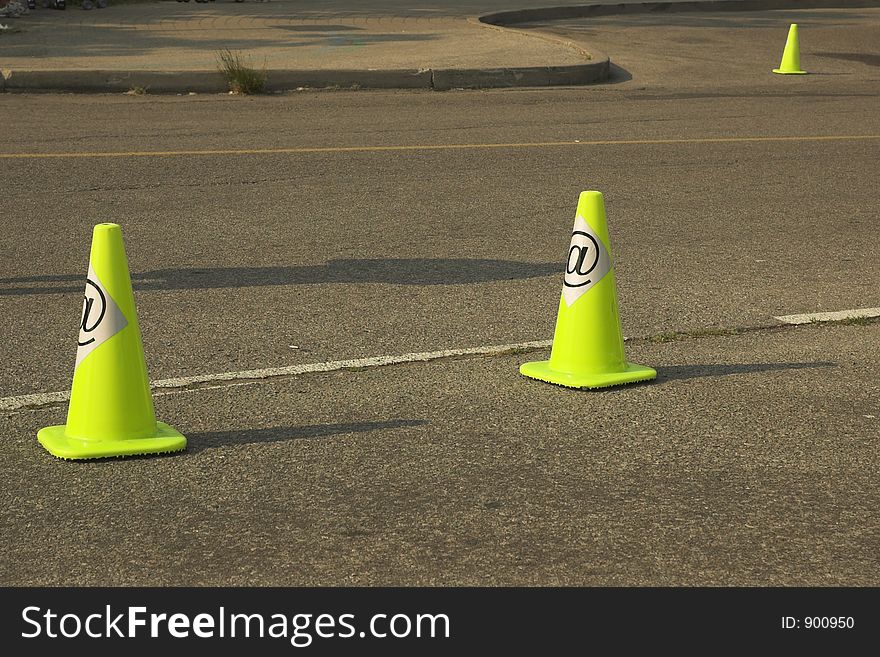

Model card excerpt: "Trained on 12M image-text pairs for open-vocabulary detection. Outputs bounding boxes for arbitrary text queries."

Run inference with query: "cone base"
[772,68,807,75]
[519,360,657,389]
[37,422,186,460]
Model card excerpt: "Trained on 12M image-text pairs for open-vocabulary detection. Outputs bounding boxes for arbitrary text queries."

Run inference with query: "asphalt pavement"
[2,323,878,585]
[1,3,878,585]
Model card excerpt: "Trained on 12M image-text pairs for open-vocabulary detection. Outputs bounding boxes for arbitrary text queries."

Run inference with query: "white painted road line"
[4,307,878,412]
[0,391,71,411]
[774,307,880,326]
[0,340,553,412]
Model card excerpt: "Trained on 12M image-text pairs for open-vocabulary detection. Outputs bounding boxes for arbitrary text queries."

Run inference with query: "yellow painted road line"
[1,134,878,159]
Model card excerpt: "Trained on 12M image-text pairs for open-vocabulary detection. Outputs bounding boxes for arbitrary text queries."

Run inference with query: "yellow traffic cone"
[773,23,807,75]
[520,191,656,389]
[37,223,186,459]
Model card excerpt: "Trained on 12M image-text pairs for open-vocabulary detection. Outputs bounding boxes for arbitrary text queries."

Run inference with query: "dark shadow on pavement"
[279,25,366,32]
[288,32,439,44]
[657,361,836,382]
[536,9,877,29]
[0,23,439,60]
[813,52,880,67]
[187,418,427,454]
[0,258,560,295]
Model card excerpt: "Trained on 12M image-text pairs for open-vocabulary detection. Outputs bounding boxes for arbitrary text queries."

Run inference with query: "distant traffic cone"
[773,24,807,75]
[37,223,186,459]
[520,191,656,389]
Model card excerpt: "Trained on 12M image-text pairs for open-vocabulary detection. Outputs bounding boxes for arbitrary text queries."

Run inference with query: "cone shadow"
[657,361,835,383]
[0,259,559,295]
[813,52,880,68]
[185,418,427,453]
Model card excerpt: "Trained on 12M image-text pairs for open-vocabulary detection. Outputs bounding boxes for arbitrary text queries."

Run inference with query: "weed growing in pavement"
[647,327,740,344]
[690,327,739,338]
[648,332,680,343]
[217,48,267,95]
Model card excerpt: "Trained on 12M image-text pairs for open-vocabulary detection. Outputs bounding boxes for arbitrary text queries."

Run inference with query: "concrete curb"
[2,70,229,94]
[432,62,608,90]
[0,69,431,93]
[0,62,610,93]
[479,0,880,26]
[267,68,432,91]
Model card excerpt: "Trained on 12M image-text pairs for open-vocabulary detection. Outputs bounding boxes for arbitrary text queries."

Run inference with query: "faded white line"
[6,308,876,412]
[0,390,71,411]
[0,340,553,412]
[774,307,880,326]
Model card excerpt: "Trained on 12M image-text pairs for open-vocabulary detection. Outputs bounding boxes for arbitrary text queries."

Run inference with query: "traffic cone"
[37,223,186,459]
[520,191,656,389]
[773,24,807,75]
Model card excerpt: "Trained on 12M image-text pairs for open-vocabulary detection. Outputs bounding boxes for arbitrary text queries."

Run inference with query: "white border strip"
[5,307,876,412]
[774,307,880,326]
[0,340,552,412]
